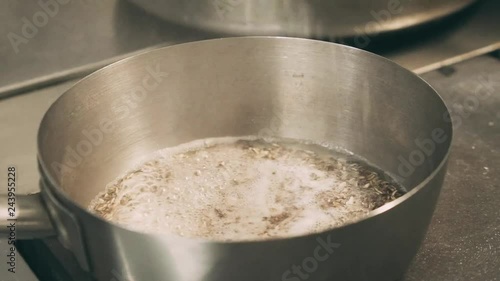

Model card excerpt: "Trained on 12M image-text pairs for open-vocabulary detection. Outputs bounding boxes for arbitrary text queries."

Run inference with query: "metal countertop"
[406,53,500,281]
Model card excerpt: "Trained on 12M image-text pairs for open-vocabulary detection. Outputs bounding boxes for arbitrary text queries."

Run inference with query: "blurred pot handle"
[0,193,56,239]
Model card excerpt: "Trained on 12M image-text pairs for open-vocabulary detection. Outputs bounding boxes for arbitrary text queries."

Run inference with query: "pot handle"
[0,193,56,239]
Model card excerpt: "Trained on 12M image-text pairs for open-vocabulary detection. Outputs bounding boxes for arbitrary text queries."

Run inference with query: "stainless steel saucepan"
[1,37,452,281]
[127,0,477,38]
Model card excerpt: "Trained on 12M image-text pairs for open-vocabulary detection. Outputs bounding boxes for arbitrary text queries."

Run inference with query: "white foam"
[89,137,386,240]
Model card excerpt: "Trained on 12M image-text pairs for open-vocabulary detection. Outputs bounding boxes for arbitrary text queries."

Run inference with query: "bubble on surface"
[89,136,403,241]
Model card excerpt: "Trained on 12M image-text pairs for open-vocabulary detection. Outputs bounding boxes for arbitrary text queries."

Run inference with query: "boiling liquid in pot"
[88,137,404,240]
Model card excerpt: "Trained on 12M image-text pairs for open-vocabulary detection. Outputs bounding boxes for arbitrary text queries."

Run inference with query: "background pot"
[127,0,477,38]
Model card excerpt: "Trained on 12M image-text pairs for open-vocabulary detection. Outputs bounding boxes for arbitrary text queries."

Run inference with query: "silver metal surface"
[4,37,452,281]
[128,0,476,38]
[1,0,500,98]
[0,0,211,98]
[0,193,54,239]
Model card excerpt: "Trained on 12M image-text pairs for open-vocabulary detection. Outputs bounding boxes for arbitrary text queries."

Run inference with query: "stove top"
[0,0,499,280]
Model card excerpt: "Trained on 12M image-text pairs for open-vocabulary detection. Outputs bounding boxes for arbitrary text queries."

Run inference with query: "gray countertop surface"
[0,0,212,98]
[405,54,500,281]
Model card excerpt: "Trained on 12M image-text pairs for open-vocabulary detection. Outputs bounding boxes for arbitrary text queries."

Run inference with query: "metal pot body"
[127,0,477,38]
[2,37,452,281]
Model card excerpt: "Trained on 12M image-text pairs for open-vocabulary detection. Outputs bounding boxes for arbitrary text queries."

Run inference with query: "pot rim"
[37,36,454,243]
